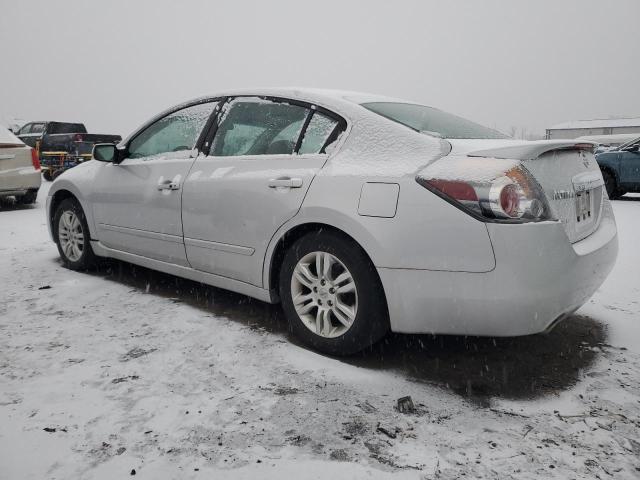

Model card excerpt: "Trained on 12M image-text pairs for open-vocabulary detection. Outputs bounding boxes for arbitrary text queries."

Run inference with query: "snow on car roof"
[192,87,418,111]
[0,125,24,145]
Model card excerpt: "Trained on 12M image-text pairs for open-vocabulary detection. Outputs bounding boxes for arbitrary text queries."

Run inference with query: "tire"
[43,170,53,181]
[602,169,619,199]
[16,189,38,205]
[51,169,64,181]
[53,198,97,270]
[279,231,389,356]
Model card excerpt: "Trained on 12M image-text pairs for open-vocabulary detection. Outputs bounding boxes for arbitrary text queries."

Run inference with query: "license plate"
[575,189,594,224]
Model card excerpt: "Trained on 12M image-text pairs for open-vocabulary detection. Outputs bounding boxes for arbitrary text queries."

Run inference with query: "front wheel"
[53,198,97,270]
[279,231,389,356]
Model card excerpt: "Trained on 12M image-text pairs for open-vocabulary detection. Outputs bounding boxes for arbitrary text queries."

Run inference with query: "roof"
[122,88,408,145]
[548,117,640,130]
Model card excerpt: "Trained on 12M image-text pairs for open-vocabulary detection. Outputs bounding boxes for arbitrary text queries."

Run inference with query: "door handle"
[268,177,303,189]
[158,180,180,191]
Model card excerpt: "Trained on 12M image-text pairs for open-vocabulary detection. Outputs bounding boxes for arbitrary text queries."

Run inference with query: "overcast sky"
[1,0,639,137]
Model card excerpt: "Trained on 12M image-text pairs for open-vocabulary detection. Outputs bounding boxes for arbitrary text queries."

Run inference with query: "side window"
[299,112,340,154]
[30,123,45,134]
[19,124,32,134]
[128,102,217,159]
[211,98,308,156]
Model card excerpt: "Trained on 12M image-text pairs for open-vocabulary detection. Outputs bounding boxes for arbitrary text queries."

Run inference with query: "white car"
[0,126,41,204]
[46,89,618,355]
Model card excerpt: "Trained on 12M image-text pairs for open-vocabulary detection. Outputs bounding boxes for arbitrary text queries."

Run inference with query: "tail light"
[30,148,41,170]
[416,159,552,223]
[74,134,84,142]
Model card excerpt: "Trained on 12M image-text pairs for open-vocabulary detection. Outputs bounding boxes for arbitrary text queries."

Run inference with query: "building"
[545,117,640,140]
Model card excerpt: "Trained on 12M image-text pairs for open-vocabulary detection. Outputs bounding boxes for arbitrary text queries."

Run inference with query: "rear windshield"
[48,123,86,134]
[361,102,508,140]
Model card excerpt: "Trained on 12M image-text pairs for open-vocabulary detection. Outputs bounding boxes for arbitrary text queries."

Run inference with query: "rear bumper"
[379,201,618,336]
[0,169,41,196]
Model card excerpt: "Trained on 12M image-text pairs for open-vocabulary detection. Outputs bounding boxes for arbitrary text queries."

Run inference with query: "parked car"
[46,88,618,355]
[0,126,41,204]
[577,133,639,153]
[596,136,640,199]
[16,121,121,180]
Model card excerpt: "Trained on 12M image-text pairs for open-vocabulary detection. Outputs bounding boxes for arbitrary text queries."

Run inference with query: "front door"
[619,139,640,188]
[18,122,45,148]
[182,97,344,287]
[91,101,218,265]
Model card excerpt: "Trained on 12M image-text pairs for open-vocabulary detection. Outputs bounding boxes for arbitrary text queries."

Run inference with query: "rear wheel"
[602,169,620,199]
[54,198,96,270]
[279,231,389,355]
[16,189,38,205]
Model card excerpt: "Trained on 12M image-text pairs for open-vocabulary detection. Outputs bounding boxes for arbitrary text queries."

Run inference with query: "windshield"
[361,101,508,139]
[618,135,640,150]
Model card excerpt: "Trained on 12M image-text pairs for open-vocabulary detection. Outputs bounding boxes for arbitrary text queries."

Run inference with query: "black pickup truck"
[16,121,121,180]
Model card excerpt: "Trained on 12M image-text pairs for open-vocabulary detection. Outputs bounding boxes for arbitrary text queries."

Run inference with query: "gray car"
[46,88,618,355]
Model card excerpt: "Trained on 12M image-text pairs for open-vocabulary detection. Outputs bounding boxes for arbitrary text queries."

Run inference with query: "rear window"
[48,123,86,134]
[361,102,508,140]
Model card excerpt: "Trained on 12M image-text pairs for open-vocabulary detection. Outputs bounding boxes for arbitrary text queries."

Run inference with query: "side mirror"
[93,143,120,163]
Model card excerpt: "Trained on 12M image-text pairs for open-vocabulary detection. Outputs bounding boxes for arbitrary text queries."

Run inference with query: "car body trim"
[98,223,183,244]
[183,237,255,256]
[90,240,272,303]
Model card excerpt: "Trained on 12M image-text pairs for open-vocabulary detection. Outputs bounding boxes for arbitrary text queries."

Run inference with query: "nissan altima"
[46,88,618,355]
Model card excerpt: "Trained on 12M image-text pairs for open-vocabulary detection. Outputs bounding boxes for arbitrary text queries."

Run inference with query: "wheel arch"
[49,188,95,241]
[599,164,620,183]
[264,219,385,305]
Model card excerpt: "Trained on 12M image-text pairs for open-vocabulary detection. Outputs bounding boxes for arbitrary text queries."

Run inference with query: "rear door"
[182,96,345,287]
[91,101,218,265]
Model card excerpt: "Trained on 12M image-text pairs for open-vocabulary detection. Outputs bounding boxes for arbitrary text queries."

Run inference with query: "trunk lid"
[447,139,605,243]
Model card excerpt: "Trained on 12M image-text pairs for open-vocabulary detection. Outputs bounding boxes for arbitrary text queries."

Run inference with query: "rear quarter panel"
[263,116,496,288]
[0,146,41,191]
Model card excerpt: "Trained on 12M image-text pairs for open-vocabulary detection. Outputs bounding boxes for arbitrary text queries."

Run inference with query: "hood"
[447,138,597,160]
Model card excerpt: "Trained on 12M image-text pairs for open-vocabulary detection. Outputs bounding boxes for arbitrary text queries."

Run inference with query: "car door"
[619,139,640,188]
[182,96,345,287]
[91,100,218,265]
[18,123,45,148]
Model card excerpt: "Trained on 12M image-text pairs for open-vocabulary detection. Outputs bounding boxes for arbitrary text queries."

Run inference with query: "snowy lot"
[1,183,639,480]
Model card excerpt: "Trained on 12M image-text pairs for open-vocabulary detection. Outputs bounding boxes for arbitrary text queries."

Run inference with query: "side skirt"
[91,240,275,304]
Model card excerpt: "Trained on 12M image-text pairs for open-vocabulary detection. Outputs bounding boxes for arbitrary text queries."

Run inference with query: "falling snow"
[1,185,639,479]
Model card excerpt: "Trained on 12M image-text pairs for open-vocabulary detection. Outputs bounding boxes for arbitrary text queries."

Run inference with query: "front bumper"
[378,201,618,336]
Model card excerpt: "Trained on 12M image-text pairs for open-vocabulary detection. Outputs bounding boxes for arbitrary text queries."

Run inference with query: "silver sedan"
[47,88,618,355]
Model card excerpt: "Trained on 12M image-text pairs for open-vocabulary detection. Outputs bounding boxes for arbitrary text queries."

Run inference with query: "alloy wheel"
[290,251,358,338]
[58,210,84,262]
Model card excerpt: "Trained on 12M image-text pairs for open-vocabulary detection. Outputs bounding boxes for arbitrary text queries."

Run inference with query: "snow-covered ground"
[1,183,639,479]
